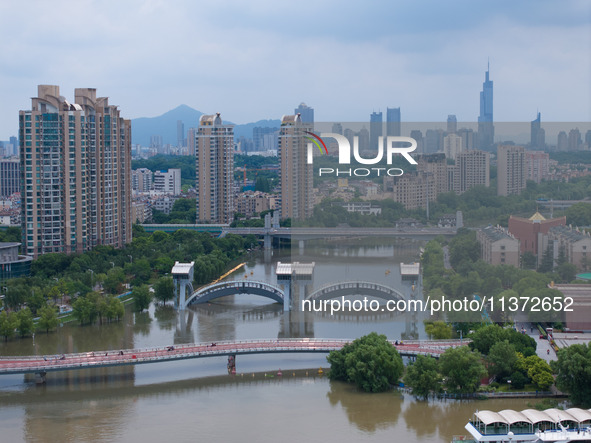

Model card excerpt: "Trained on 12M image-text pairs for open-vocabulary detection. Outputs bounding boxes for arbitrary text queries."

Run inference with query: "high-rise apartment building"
[478,63,494,150]
[525,150,549,184]
[497,145,525,196]
[386,107,401,137]
[416,153,448,197]
[187,127,197,157]
[131,168,153,192]
[195,113,234,223]
[453,150,490,195]
[19,85,131,257]
[0,159,20,197]
[278,114,312,221]
[443,133,463,160]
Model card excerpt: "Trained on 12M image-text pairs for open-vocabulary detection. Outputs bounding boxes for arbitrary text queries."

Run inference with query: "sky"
[0,0,590,139]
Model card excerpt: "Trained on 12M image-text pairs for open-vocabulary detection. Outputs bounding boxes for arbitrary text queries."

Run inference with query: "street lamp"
[110,262,115,268]
[128,255,133,264]
[457,329,463,345]
[89,269,94,290]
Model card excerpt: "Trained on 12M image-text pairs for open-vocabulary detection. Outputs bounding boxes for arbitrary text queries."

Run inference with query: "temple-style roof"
[529,211,546,221]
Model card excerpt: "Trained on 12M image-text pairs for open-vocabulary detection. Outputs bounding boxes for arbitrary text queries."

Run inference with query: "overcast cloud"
[0,0,589,138]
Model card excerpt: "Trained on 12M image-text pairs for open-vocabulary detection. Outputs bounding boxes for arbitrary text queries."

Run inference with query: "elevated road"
[0,339,466,376]
[141,224,457,238]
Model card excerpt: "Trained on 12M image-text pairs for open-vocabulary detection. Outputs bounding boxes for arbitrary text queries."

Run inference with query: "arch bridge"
[306,281,405,302]
[185,280,285,308]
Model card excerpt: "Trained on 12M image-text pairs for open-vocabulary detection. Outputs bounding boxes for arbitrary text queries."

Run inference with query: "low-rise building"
[0,242,32,281]
[546,225,591,271]
[152,196,177,215]
[477,225,520,266]
[340,201,381,215]
[235,191,277,218]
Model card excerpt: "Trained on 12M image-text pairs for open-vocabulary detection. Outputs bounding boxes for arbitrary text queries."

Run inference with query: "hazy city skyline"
[0,0,589,139]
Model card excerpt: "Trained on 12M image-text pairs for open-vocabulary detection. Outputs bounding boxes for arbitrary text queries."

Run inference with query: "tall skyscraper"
[447,115,457,134]
[497,145,525,196]
[195,113,234,223]
[386,107,401,137]
[478,62,494,150]
[568,128,581,151]
[187,127,197,156]
[369,111,383,151]
[278,114,312,221]
[177,120,185,147]
[294,103,314,124]
[557,131,568,151]
[530,112,545,149]
[19,85,131,257]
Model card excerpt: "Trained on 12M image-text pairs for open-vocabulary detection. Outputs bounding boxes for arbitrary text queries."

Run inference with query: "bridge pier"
[172,262,195,311]
[227,354,236,374]
[35,371,47,384]
[264,234,272,250]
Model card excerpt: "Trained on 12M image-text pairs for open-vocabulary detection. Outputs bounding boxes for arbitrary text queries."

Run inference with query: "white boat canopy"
[475,408,591,426]
[474,411,508,425]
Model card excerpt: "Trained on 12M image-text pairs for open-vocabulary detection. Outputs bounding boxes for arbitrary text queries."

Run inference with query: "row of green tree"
[0,227,257,338]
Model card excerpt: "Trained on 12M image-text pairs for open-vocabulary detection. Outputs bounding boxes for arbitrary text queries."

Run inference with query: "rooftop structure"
[465,407,591,442]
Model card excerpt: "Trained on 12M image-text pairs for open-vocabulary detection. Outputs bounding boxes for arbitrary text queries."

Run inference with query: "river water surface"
[0,240,543,442]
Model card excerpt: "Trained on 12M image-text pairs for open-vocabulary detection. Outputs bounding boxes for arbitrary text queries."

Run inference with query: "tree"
[37,305,59,333]
[487,340,517,380]
[105,296,125,322]
[439,346,487,394]
[552,343,591,406]
[72,296,98,325]
[403,355,442,399]
[326,332,404,393]
[16,308,34,337]
[528,361,554,390]
[103,267,126,295]
[0,311,18,341]
[424,321,452,340]
[154,277,174,305]
[509,371,528,389]
[133,285,153,312]
[538,246,554,273]
[470,324,536,357]
[556,262,577,283]
[520,252,537,270]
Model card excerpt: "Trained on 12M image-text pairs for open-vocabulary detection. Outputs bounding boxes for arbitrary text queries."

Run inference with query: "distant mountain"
[131,104,203,147]
[131,105,281,147]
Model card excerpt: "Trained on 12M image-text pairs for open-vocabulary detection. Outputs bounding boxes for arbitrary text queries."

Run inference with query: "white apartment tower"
[19,85,131,257]
[195,113,234,223]
[278,114,313,221]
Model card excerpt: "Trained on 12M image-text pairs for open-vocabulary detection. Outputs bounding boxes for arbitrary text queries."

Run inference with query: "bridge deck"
[0,339,465,375]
